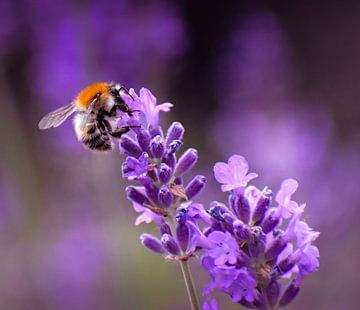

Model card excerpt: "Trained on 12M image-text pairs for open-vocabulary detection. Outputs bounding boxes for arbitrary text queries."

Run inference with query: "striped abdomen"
[73,113,114,152]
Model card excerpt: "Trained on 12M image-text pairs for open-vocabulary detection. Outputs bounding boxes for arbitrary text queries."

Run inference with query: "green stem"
[179,259,200,310]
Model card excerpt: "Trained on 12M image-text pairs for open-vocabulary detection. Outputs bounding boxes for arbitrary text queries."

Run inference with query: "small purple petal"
[213,155,257,192]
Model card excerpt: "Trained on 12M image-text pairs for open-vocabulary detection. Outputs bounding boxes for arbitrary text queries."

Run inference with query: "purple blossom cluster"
[119,88,319,309]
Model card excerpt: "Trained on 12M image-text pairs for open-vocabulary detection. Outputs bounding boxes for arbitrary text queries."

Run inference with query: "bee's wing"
[38,103,77,130]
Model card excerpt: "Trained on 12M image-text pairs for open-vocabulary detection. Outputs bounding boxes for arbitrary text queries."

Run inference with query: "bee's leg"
[116,103,140,117]
[109,125,141,138]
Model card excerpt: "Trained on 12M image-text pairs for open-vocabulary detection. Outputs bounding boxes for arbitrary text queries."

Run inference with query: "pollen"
[76,82,109,110]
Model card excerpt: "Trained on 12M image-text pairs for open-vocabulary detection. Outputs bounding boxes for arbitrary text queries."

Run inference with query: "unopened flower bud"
[233,220,251,241]
[230,193,250,224]
[162,153,176,169]
[176,223,189,252]
[139,178,159,204]
[248,226,266,259]
[252,188,272,224]
[279,280,300,307]
[158,186,173,208]
[150,135,165,158]
[185,175,206,199]
[160,222,172,236]
[126,186,151,206]
[161,233,180,255]
[158,163,173,183]
[174,148,198,176]
[119,136,142,157]
[266,280,280,308]
[260,209,281,234]
[265,236,287,261]
[167,140,183,154]
[140,234,165,254]
[166,121,184,145]
[137,129,151,153]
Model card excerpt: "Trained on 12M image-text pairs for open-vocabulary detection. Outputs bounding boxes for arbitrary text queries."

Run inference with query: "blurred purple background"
[0,1,359,309]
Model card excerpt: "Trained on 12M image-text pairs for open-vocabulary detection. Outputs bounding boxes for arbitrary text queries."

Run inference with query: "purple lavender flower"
[193,154,319,308]
[213,155,258,192]
[117,88,319,310]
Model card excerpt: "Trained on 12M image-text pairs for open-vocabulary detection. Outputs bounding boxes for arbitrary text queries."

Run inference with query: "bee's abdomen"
[82,127,113,151]
[73,114,113,152]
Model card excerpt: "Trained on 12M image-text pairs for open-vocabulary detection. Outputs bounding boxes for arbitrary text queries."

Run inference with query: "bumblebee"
[38,82,137,151]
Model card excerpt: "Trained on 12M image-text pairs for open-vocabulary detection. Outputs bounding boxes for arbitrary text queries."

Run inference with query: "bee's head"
[109,83,134,101]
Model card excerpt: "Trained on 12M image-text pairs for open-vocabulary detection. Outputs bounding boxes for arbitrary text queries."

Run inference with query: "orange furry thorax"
[75,82,110,110]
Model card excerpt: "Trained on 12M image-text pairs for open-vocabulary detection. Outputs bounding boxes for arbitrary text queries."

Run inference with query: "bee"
[38,82,138,151]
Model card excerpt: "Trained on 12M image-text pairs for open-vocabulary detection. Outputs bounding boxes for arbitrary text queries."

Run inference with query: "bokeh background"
[0,0,359,309]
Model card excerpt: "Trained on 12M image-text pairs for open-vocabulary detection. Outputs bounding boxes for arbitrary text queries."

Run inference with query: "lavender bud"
[185,175,206,199]
[119,136,142,157]
[149,126,163,138]
[175,208,188,224]
[158,186,173,208]
[248,227,266,259]
[266,280,280,308]
[233,220,251,241]
[126,186,151,206]
[208,202,228,221]
[161,233,180,255]
[137,129,151,153]
[140,233,165,254]
[176,223,189,251]
[166,121,184,145]
[158,163,173,183]
[162,153,176,170]
[174,148,198,177]
[277,249,302,274]
[139,178,159,204]
[252,188,272,224]
[265,236,287,261]
[160,222,172,236]
[150,135,165,158]
[279,281,300,307]
[260,209,281,234]
[167,140,183,154]
[230,193,250,224]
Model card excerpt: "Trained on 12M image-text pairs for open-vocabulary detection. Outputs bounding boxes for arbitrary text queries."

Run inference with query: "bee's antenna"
[120,86,134,101]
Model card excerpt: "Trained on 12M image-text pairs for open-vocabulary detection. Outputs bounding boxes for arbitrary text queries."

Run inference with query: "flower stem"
[179,259,200,310]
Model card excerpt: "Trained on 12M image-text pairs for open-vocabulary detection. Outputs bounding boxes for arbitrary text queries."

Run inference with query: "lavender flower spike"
[117,87,319,310]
